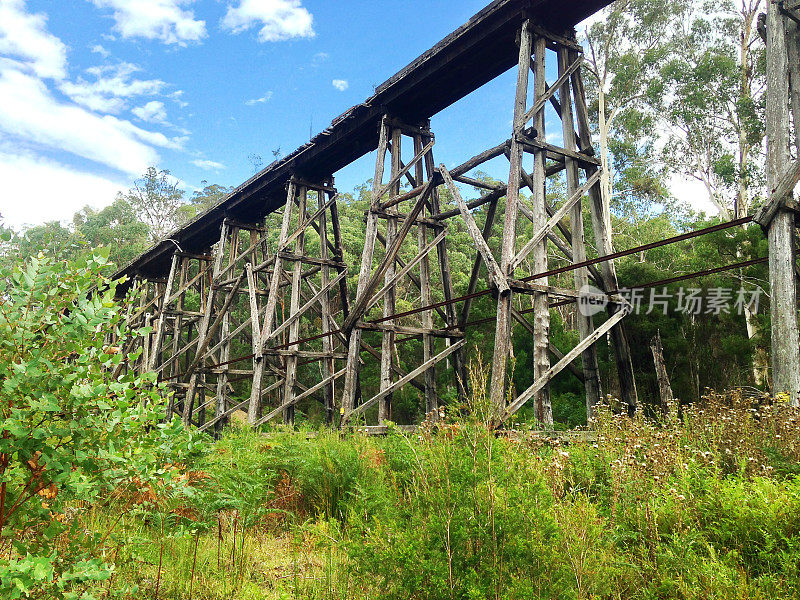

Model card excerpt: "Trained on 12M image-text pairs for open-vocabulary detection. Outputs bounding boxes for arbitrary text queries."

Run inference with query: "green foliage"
[196,427,388,524]
[585,0,766,220]
[195,426,283,524]
[116,166,187,242]
[1,200,150,272]
[189,181,234,216]
[71,199,151,267]
[339,393,800,599]
[348,430,566,598]
[0,251,202,599]
[281,433,375,521]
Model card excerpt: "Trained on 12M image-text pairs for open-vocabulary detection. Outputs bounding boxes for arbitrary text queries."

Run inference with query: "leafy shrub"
[195,426,283,525]
[337,389,800,599]
[0,251,200,599]
[342,376,568,599]
[25,342,797,600]
[283,431,369,521]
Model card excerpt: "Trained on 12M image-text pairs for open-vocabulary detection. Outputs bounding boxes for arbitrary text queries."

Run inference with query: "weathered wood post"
[558,46,603,419]
[650,330,674,417]
[489,20,533,420]
[488,23,636,425]
[339,116,461,426]
[569,47,639,416]
[758,2,800,406]
[529,34,553,426]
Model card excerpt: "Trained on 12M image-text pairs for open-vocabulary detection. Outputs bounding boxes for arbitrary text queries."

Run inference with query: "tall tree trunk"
[737,1,767,385]
[598,88,613,209]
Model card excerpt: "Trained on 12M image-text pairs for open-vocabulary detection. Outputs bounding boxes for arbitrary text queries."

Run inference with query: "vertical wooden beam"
[342,118,390,418]
[141,312,152,377]
[650,330,673,417]
[424,137,466,403]
[570,46,639,414]
[166,258,187,419]
[245,260,262,420]
[148,254,179,372]
[415,133,437,416]
[213,228,240,435]
[131,279,148,377]
[250,182,296,425]
[766,3,800,406]
[786,17,800,156]
[490,20,532,418]
[558,46,602,419]
[317,187,336,424]
[379,130,401,423]
[329,193,350,321]
[197,249,214,428]
[184,227,228,426]
[283,186,308,425]
[530,34,552,426]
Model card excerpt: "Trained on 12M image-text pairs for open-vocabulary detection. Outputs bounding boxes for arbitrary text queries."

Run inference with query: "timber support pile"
[754,0,800,406]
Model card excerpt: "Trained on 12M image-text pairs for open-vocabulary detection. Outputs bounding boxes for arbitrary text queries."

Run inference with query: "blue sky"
[1,1,705,229]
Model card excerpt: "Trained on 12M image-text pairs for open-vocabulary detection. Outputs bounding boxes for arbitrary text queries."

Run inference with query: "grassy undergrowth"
[30,387,800,599]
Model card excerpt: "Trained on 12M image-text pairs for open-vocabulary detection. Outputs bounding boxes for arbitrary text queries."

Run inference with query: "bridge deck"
[115,0,611,281]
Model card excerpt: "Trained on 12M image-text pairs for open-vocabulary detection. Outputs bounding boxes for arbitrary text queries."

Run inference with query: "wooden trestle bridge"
[113,0,800,433]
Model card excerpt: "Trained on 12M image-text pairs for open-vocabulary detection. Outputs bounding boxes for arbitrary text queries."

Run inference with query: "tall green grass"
[74,389,800,599]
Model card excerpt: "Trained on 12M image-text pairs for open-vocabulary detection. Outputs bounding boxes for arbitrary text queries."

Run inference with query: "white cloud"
[577,12,607,36]
[332,79,348,92]
[133,100,168,123]
[545,132,560,144]
[61,85,126,113]
[89,0,206,45]
[221,0,314,42]
[245,91,273,105]
[60,62,166,113]
[0,0,191,231]
[0,67,182,175]
[192,159,225,171]
[91,44,110,58]
[168,89,188,107]
[0,151,127,228]
[0,0,68,80]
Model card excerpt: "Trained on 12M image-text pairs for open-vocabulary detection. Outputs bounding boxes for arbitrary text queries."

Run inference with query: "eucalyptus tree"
[118,167,187,242]
[658,0,766,220]
[658,1,768,383]
[582,0,685,217]
[72,198,151,266]
[189,182,234,215]
[583,0,769,388]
